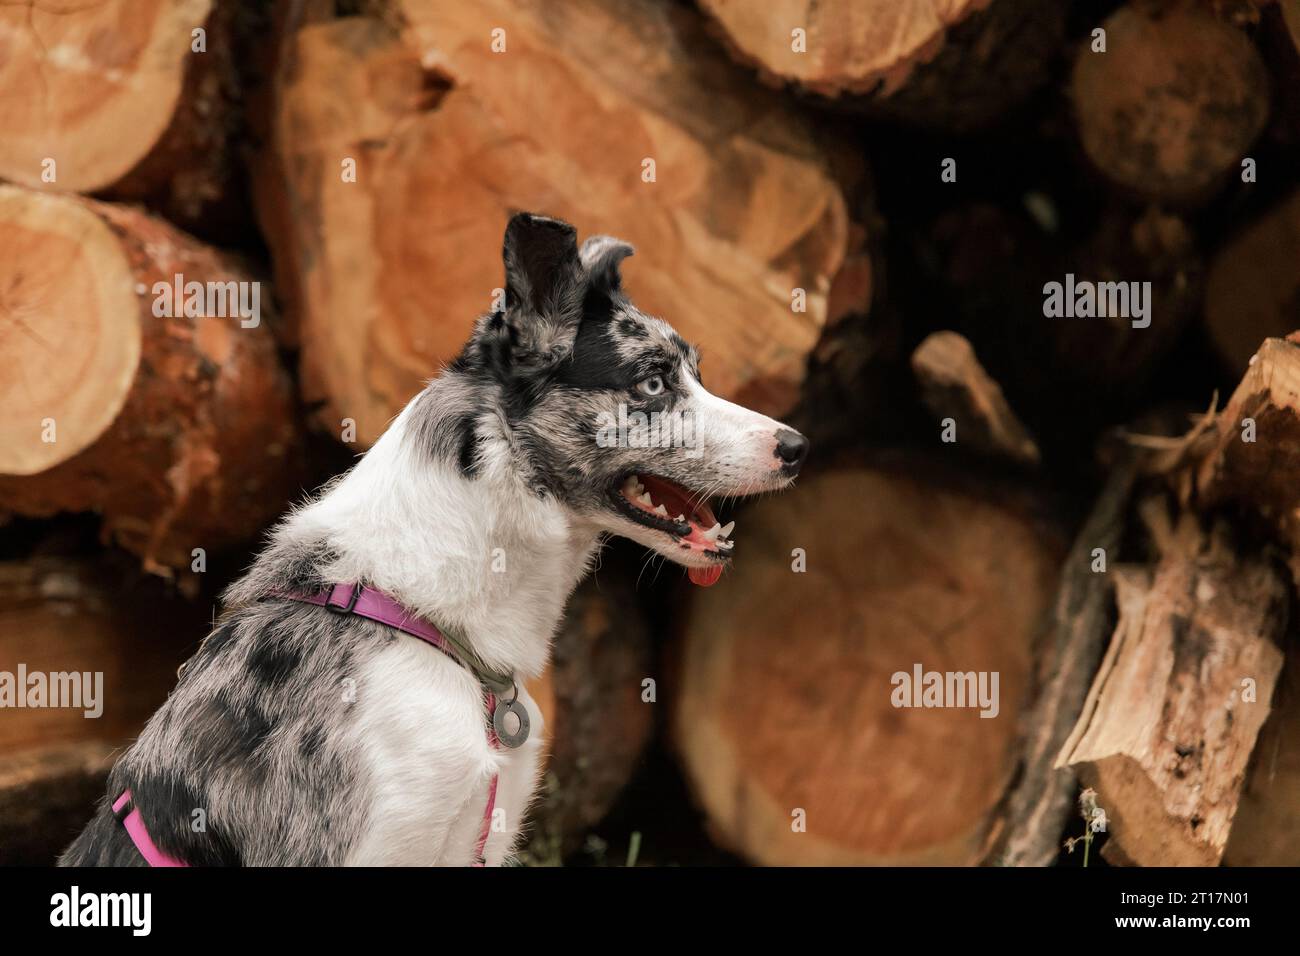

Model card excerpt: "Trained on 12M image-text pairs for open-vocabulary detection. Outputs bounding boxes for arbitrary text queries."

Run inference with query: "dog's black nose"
[775,428,809,472]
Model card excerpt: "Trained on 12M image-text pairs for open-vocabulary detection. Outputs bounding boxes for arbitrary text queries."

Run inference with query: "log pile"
[1,0,1299,868]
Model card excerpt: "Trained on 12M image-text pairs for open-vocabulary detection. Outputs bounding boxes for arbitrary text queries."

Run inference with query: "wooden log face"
[270,1,849,445]
[0,0,212,192]
[1071,3,1269,204]
[675,467,1060,865]
[0,188,142,475]
[698,0,993,97]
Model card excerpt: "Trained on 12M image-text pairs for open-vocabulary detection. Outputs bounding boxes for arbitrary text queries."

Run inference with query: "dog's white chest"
[342,636,545,866]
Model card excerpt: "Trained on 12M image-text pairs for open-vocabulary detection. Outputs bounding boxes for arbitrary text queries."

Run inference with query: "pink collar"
[114,583,526,867]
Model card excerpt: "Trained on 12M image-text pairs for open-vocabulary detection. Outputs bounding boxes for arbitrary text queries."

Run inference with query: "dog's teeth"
[675,513,686,523]
[655,504,668,516]
[719,520,735,539]
[702,522,721,541]
[718,538,734,550]
[638,493,653,506]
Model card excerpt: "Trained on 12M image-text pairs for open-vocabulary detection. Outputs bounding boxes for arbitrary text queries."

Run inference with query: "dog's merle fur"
[60,214,806,866]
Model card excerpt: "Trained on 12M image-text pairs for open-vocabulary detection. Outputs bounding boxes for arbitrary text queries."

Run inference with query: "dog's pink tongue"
[688,565,723,587]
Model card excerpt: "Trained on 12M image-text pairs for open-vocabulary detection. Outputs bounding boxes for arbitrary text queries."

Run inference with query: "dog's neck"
[239,399,602,679]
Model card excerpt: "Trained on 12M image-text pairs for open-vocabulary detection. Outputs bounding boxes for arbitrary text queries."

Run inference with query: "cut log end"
[1071,3,1269,204]
[0,0,213,193]
[674,465,1061,865]
[265,2,853,445]
[0,187,142,475]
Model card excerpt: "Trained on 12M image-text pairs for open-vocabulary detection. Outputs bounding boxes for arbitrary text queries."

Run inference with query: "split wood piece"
[673,464,1061,865]
[0,741,115,866]
[911,331,1040,466]
[1056,505,1286,867]
[0,187,303,581]
[259,1,852,445]
[1182,337,1300,589]
[992,457,1137,867]
[1071,1,1269,205]
[522,573,654,862]
[0,0,243,231]
[1205,189,1300,374]
[698,0,1065,130]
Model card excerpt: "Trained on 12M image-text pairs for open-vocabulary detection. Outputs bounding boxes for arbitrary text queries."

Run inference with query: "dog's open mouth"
[612,473,735,559]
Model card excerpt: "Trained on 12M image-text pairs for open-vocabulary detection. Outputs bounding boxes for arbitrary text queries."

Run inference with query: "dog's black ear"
[503,212,582,314]
[498,212,586,370]
[580,235,634,293]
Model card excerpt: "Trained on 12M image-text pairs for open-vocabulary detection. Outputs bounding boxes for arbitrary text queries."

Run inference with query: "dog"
[60,213,809,866]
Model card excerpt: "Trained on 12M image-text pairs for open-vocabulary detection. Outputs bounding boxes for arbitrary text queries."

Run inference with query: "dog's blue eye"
[636,375,666,397]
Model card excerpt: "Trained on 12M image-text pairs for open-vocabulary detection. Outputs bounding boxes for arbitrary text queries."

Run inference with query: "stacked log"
[672,464,1063,865]
[1070,1,1269,206]
[255,0,858,445]
[0,0,248,235]
[698,0,1066,130]
[0,189,304,582]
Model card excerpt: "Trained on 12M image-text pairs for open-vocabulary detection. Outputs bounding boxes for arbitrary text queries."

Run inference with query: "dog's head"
[455,212,808,584]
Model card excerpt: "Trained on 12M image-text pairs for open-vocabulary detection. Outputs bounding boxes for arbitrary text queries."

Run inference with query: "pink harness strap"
[115,583,512,867]
[112,791,187,867]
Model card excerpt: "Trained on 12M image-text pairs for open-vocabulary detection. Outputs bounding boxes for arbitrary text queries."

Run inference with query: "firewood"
[1205,190,1300,374]
[1056,503,1286,867]
[698,0,1065,130]
[522,572,654,861]
[1171,337,1300,590]
[1070,1,1269,205]
[0,188,303,581]
[0,0,244,232]
[257,0,854,445]
[672,463,1062,865]
[911,331,1040,466]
